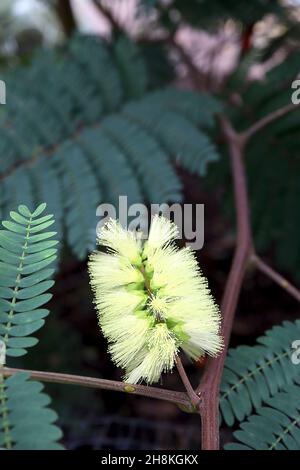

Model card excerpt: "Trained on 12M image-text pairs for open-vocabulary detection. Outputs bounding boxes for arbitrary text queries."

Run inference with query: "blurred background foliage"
[0,0,300,450]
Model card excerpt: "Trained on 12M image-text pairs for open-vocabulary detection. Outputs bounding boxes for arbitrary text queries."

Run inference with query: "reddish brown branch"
[197,102,300,449]
[240,102,299,144]
[3,367,190,407]
[252,254,300,303]
[175,356,201,408]
[198,117,253,449]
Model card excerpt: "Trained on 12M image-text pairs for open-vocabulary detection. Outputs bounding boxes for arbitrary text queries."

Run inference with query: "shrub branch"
[252,254,300,303]
[2,367,190,407]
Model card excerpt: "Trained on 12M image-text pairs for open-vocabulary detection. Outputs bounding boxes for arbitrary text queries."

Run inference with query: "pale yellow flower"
[89,215,223,384]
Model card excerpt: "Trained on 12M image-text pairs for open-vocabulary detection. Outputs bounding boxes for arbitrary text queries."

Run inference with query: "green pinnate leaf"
[0,204,57,357]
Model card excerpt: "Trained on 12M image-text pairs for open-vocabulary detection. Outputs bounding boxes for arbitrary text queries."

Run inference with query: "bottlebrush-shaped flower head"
[88,216,223,384]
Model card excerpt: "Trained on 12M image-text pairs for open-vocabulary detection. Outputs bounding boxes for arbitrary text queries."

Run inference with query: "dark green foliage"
[0,34,220,260]
[122,90,220,175]
[0,203,63,450]
[242,54,300,277]
[0,203,58,357]
[220,320,300,427]
[139,42,174,89]
[225,384,300,450]
[0,372,63,450]
[209,52,300,278]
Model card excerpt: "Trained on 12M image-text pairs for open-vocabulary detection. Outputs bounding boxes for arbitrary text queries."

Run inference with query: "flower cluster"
[88,216,222,384]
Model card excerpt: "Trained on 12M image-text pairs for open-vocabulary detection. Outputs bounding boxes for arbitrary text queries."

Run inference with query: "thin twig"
[175,356,201,408]
[3,367,190,407]
[252,254,300,303]
[240,102,299,144]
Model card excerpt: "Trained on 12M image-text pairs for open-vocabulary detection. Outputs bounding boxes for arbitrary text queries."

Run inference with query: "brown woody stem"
[240,103,299,144]
[198,117,253,449]
[197,101,298,449]
[3,367,190,407]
